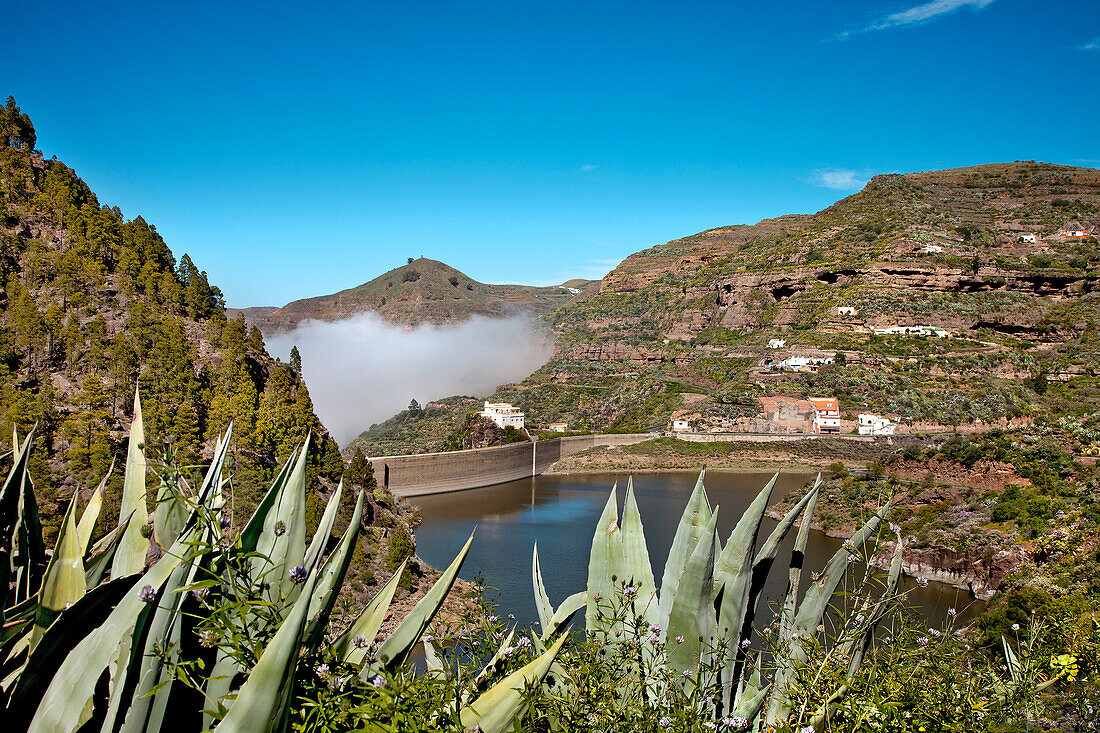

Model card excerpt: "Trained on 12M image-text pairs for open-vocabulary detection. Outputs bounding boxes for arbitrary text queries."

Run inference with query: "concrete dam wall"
[369,433,651,497]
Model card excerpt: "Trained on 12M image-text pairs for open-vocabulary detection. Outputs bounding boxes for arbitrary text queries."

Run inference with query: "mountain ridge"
[230,257,597,333]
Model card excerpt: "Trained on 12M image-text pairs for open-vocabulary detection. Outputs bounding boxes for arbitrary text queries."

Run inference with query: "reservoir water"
[409,472,984,631]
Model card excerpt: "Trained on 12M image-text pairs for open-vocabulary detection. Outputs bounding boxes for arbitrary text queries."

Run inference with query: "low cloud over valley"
[267,314,553,446]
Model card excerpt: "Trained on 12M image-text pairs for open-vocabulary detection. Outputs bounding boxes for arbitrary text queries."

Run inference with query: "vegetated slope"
[231,257,596,333]
[0,98,454,610]
[358,161,1100,449]
[0,97,350,535]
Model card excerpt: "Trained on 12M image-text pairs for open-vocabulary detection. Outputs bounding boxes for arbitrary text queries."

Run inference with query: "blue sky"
[4,0,1098,307]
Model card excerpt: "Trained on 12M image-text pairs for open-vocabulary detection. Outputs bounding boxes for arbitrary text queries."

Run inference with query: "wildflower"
[218,514,231,529]
[369,674,387,688]
[191,587,211,601]
[889,523,901,534]
[623,586,637,598]
[917,636,929,646]
[659,718,671,727]
[423,634,433,642]
[198,629,219,648]
[650,623,661,634]
[947,607,957,617]
[289,565,308,584]
[917,577,929,587]
[353,635,370,649]
[274,520,286,536]
[138,585,157,603]
[929,628,941,638]
[729,717,749,730]
[516,637,532,649]
[683,670,692,678]
[676,635,685,644]
[648,634,661,645]
[704,722,717,730]
[488,615,498,623]
[508,614,515,620]
[802,727,816,733]
[1011,623,1020,631]
[740,638,751,650]
[316,664,330,678]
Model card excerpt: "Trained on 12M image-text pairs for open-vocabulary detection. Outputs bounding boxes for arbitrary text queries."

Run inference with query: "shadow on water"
[409,472,986,633]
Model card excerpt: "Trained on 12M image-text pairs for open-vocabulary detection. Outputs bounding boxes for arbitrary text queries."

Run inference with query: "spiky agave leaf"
[7,576,136,730]
[658,469,712,631]
[333,558,407,665]
[111,390,149,579]
[215,563,325,733]
[766,500,893,725]
[0,428,36,617]
[585,484,624,634]
[76,473,108,556]
[258,436,310,606]
[27,526,197,733]
[303,479,344,572]
[540,591,586,642]
[764,483,819,723]
[458,632,569,733]
[621,477,657,625]
[31,491,87,649]
[666,508,720,678]
[301,490,365,647]
[713,472,779,713]
[532,542,553,634]
[370,530,474,673]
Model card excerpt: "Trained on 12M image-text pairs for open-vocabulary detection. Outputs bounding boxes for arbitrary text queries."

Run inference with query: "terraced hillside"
[354,162,1100,452]
[232,257,596,332]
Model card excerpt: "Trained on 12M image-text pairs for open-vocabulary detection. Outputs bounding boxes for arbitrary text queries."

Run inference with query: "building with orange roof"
[809,396,841,434]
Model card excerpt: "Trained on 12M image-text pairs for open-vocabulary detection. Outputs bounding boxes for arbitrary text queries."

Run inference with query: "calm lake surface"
[410,472,984,630]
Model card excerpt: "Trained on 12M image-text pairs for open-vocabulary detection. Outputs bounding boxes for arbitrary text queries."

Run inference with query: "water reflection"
[410,472,985,632]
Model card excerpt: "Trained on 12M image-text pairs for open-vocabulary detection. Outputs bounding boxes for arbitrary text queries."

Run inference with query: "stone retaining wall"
[370,433,652,496]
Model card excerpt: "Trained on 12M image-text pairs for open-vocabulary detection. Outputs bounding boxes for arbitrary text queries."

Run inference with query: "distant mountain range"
[230,258,598,333]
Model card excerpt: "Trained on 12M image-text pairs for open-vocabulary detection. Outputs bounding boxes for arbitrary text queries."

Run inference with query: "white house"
[922,244,944,254]
[837,306,857,316]
[778,355,834,371]
[481,402,525,430]
[767,339,787,349]
[858,414,896,436]
[548,422,569,433]
[809,397,841,434]
[671,419,692,432]
[1018,234,1037,243]
[873,325,949,339]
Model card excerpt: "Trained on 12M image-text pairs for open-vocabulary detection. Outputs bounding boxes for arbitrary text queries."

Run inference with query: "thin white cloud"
[837,0,997,39]
[580,164,599,172]
[1077,38,1100,51]
[808,168,869,191]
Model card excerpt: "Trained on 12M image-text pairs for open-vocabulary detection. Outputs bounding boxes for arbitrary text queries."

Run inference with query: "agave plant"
[0,392,567,733]
[532,470,905,729]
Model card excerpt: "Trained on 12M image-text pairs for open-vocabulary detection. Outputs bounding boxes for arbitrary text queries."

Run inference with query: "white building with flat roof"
[481,402,525,429]
[858,414,896,436]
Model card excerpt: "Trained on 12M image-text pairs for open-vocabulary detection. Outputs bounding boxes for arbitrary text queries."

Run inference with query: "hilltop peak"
[232,259,596,333]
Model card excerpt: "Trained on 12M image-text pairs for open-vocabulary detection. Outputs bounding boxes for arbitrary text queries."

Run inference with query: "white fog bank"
[266,313,553,446]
